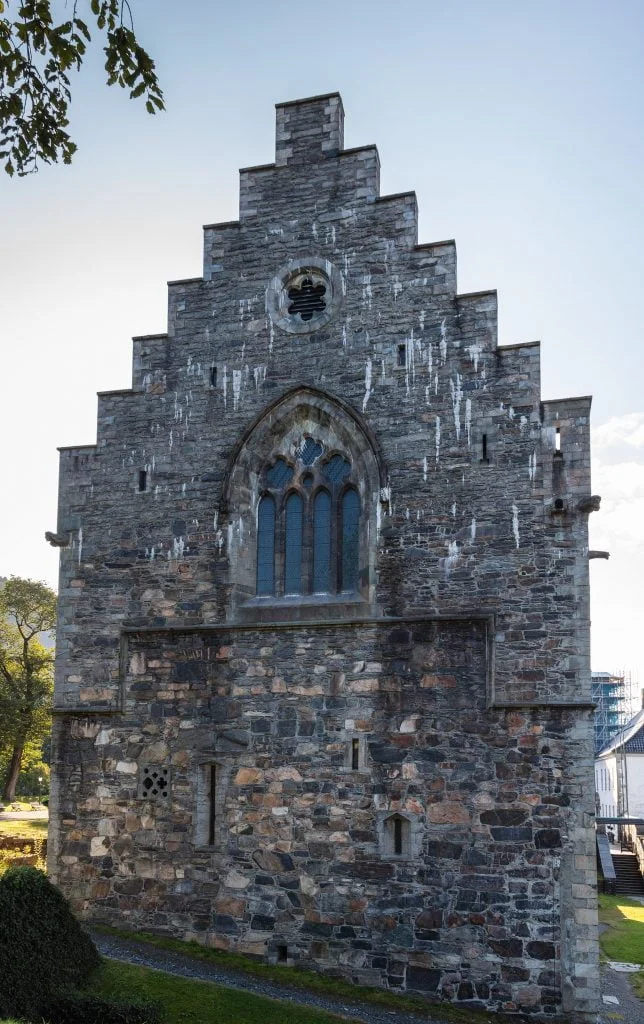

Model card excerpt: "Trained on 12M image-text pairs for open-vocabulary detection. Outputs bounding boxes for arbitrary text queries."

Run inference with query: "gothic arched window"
[256,496,276,596]
[256,441,361,598]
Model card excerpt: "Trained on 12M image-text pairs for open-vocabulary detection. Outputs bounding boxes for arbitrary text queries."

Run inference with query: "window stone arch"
[222,386,385,620]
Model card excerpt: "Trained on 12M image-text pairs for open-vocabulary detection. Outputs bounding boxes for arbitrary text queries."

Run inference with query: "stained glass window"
[340,487,360,591]
[256,496,276,595]
[266,458,294,488]
[313,490,331,593]
[324,454,351,484]
[284,493,303,594]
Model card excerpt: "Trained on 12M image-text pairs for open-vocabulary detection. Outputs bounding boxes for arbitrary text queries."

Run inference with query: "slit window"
[351,738,360,770]
[481,434,488,462]
[138,470,147,492]
[397,344,406,367]
[383,813,412,858]
[210,366,217,388]
[555,426,561,452]
[394,816,403,855]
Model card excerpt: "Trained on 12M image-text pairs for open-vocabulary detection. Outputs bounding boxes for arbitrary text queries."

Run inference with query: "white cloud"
[592,412,644,451]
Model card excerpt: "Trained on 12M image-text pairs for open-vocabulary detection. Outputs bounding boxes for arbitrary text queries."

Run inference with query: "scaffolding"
[593,671,629,755]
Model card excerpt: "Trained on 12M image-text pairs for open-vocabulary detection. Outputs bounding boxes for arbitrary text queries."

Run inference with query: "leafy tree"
[0,577,56,803]
[0,0,164,176]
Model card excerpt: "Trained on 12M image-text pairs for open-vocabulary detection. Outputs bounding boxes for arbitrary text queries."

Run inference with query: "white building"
[595,708,644,822]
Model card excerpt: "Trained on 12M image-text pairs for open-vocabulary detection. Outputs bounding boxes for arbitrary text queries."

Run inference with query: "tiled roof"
[597,709,644,757]
[624,723,644,753]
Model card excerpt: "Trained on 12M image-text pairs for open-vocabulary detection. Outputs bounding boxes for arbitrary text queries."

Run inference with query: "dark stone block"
[406,966,441,992]
[488,938,523,958]
[534,829,562,849]
[490,827,533,842]
[527,941,556,960]
[480,808,528,826]
[214,914,239,933]
[426,841,462,860]
[250,914,275,930]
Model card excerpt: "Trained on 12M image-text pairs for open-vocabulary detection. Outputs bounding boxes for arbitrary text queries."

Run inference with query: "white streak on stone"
[435,415,441,462]
[392,276,402,301]
[222,365,228,407]
[439,318,447,364]
[529,451,537,481]
[423,456,428,483]
[470,518,476,543]
[444,540,459,574]
[169,429,173,450]
[342,324,347,348]
[465,398,472,447]
[381,359,386,383]
[77,527,83,565]
[451,503,457,517]
[419,309,426,331]
[362,359,373,412]
[512,503,520,548]
[467,343,482,372]
[232,369,242,411]
[362,274,372,310]
[450,373,463,441]
[269,320,274,355]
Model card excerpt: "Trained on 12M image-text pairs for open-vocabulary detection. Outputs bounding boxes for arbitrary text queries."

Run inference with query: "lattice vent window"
[287,276,327,323]
[138,765,171,801]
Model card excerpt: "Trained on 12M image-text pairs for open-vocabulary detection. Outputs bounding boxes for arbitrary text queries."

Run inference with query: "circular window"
[266,257,342,335]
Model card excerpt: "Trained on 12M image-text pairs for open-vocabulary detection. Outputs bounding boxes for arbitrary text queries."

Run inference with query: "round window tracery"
[266,257,341,335]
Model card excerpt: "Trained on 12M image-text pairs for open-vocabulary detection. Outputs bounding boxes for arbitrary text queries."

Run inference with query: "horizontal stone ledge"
[120,612,496,636]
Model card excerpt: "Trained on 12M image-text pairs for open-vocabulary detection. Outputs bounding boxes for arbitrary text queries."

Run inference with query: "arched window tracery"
[256,440,362,598]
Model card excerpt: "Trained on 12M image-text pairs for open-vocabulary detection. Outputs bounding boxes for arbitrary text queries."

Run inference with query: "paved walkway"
[91,930,457,1024]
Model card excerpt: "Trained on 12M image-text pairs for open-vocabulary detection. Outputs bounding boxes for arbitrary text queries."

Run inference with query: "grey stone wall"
[49,92,600,1019]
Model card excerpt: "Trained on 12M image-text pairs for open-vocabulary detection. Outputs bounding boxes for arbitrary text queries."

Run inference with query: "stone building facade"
[49,93,600,1019]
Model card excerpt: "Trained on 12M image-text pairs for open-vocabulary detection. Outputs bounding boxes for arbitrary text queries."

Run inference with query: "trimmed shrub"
[45,991,162,1024]
[0,866,100,1020]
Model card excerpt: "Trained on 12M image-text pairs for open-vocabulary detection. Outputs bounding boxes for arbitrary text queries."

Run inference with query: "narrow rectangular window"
[555,426,561,452]
[394,816,403,856]
[351,738,360,770]
[138,470,147,492]
[397,344,406,367]
[210,366,217,387]
[208,764,216,846]
[481,434,488,462]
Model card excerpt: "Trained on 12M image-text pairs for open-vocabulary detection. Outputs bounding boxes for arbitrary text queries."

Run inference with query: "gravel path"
[598,963,644,1024]
[90,930,456,1024]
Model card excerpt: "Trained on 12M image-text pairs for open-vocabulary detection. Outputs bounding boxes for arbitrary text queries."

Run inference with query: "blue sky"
[1,0,643,698]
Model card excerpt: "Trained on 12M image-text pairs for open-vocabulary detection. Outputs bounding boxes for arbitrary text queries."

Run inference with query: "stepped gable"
[48,92,600,1021]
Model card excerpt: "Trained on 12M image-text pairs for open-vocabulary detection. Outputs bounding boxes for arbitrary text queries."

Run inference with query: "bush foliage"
[0,866,100,1019]
[45,991,162,1024]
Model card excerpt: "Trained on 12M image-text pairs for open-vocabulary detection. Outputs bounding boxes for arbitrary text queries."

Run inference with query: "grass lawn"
[91,959,346,1024]
[598,893,644,1000]
[95,925,519,1024]
[0,819,48,839]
